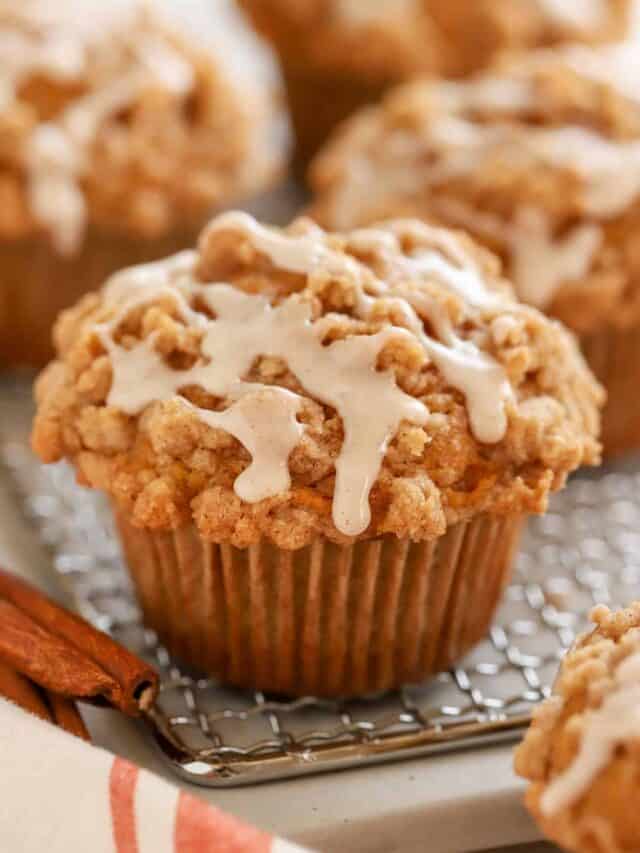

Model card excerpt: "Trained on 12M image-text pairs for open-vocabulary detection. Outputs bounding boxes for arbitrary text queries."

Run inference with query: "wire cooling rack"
[3,378,640,787]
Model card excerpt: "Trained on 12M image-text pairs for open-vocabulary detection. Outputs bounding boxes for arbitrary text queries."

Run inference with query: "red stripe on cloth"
[175,791,272,853]
[110,757,140,853]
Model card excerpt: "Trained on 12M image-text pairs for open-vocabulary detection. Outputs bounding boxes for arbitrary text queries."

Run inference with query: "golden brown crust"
[0,5,287,245]
[515,604,640,853]
[239,0,629,83]
[580,324,640,456]
[32,215,602,548]
[310,45,640,334]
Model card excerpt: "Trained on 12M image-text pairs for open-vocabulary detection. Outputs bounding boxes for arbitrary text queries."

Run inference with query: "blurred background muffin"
[0,0,289,366]
[238,0,630,167]
[32,211,602,696]
[310,42,640,456]
[516,602,640,853]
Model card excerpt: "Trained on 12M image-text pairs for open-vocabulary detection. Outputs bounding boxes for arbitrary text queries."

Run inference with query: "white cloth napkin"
[0,698,309,853]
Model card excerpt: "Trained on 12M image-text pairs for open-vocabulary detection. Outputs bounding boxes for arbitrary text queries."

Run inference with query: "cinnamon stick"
[0,660,90,741]
[0,660,51,723]
[0,569,158,716]
[0,599,115,701]
[47,692,91,742]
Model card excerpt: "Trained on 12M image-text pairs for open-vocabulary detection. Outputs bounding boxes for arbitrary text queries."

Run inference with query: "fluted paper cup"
[115,511,523,697]
[581,322,640,457]
[281,65,386,171]
[0,223,202,367]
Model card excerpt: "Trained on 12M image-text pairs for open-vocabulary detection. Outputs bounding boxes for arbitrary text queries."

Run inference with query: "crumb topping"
[32,212,602,548]
[310,42,640,333]
[337,0,616,32]
[239,0,629,82]
[515,603,640,852]
[0,0,287,253]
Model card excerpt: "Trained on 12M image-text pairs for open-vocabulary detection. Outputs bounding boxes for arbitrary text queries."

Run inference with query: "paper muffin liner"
[581,322,640,457]
[0,223,202,368]
[281,64,387,171]
[115,510,523,697]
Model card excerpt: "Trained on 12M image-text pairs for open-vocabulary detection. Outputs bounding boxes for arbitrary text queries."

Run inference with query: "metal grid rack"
[3,379,640,787]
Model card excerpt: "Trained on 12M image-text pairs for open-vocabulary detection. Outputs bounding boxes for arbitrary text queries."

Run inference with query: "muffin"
[238,0,630,166]
[0,0,288,366]
[515,603,640,853]
[311,42,640,456]
[32,211,602,696]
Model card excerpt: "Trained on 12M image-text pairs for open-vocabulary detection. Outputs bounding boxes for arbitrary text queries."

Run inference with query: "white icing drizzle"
[431,103,640,305]
[101,249,201,318]
[536,0,608,29]
[101,266,427,536]
[436,199,604,309]
[337,0,608,33]
[332,96,640,307]
[509,210,603,308]
[97,212,514,535]
[339,222,503,310]
[531,126,640,218]
[212,212,512,443]
[335,0,419,26]
[435,77,534,114]
[323,31,640,309]
[420,119,640,221]
[541,651,640,816]
[559,42,640,106]
[0,0,194,254]
[452,122,640,305]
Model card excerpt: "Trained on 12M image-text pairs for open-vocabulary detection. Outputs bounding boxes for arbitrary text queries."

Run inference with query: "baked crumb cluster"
[32,213,602,549]
[239,0,629,83]
[516,603,640,853]
[310,42,640,335]
[0,0,286,253]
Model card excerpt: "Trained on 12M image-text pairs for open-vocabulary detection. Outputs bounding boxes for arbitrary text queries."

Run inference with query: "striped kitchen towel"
[0,697,310,852]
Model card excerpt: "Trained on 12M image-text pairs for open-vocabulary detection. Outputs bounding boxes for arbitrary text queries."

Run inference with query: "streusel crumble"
[0,0,288,364]
[311,42,640,454]
[33,211,601,545]
[516,603,640,853]
[239,0,630,163]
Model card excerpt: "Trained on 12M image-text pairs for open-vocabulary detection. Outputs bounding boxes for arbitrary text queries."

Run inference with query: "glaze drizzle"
[325,64,640,308]
[0,0,193,254]
[541,650,640,815]
[97,212,513,536]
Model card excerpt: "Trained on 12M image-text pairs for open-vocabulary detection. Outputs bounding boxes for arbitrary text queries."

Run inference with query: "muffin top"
[310,41,640,334]
[515,603,640,853]
[0,0,288,254]
[239,0,629,82]
[32,212,602,549]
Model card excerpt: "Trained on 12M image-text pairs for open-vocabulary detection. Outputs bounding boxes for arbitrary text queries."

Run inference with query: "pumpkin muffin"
[238,0,630,166]
[32,211,602,696]
[0,0,288,366]
[311,42,640,456]
[515,603,640,853]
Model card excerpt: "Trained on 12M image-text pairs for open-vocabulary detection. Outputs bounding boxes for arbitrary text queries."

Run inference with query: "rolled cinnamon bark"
[47,692,91,742]
[0,660,51,723]
[0,569,158,716]
[0,660,90,741]
[0,600,116,702]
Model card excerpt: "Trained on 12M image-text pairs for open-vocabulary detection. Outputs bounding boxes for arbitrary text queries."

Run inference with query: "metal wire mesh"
[3,379,640,786]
